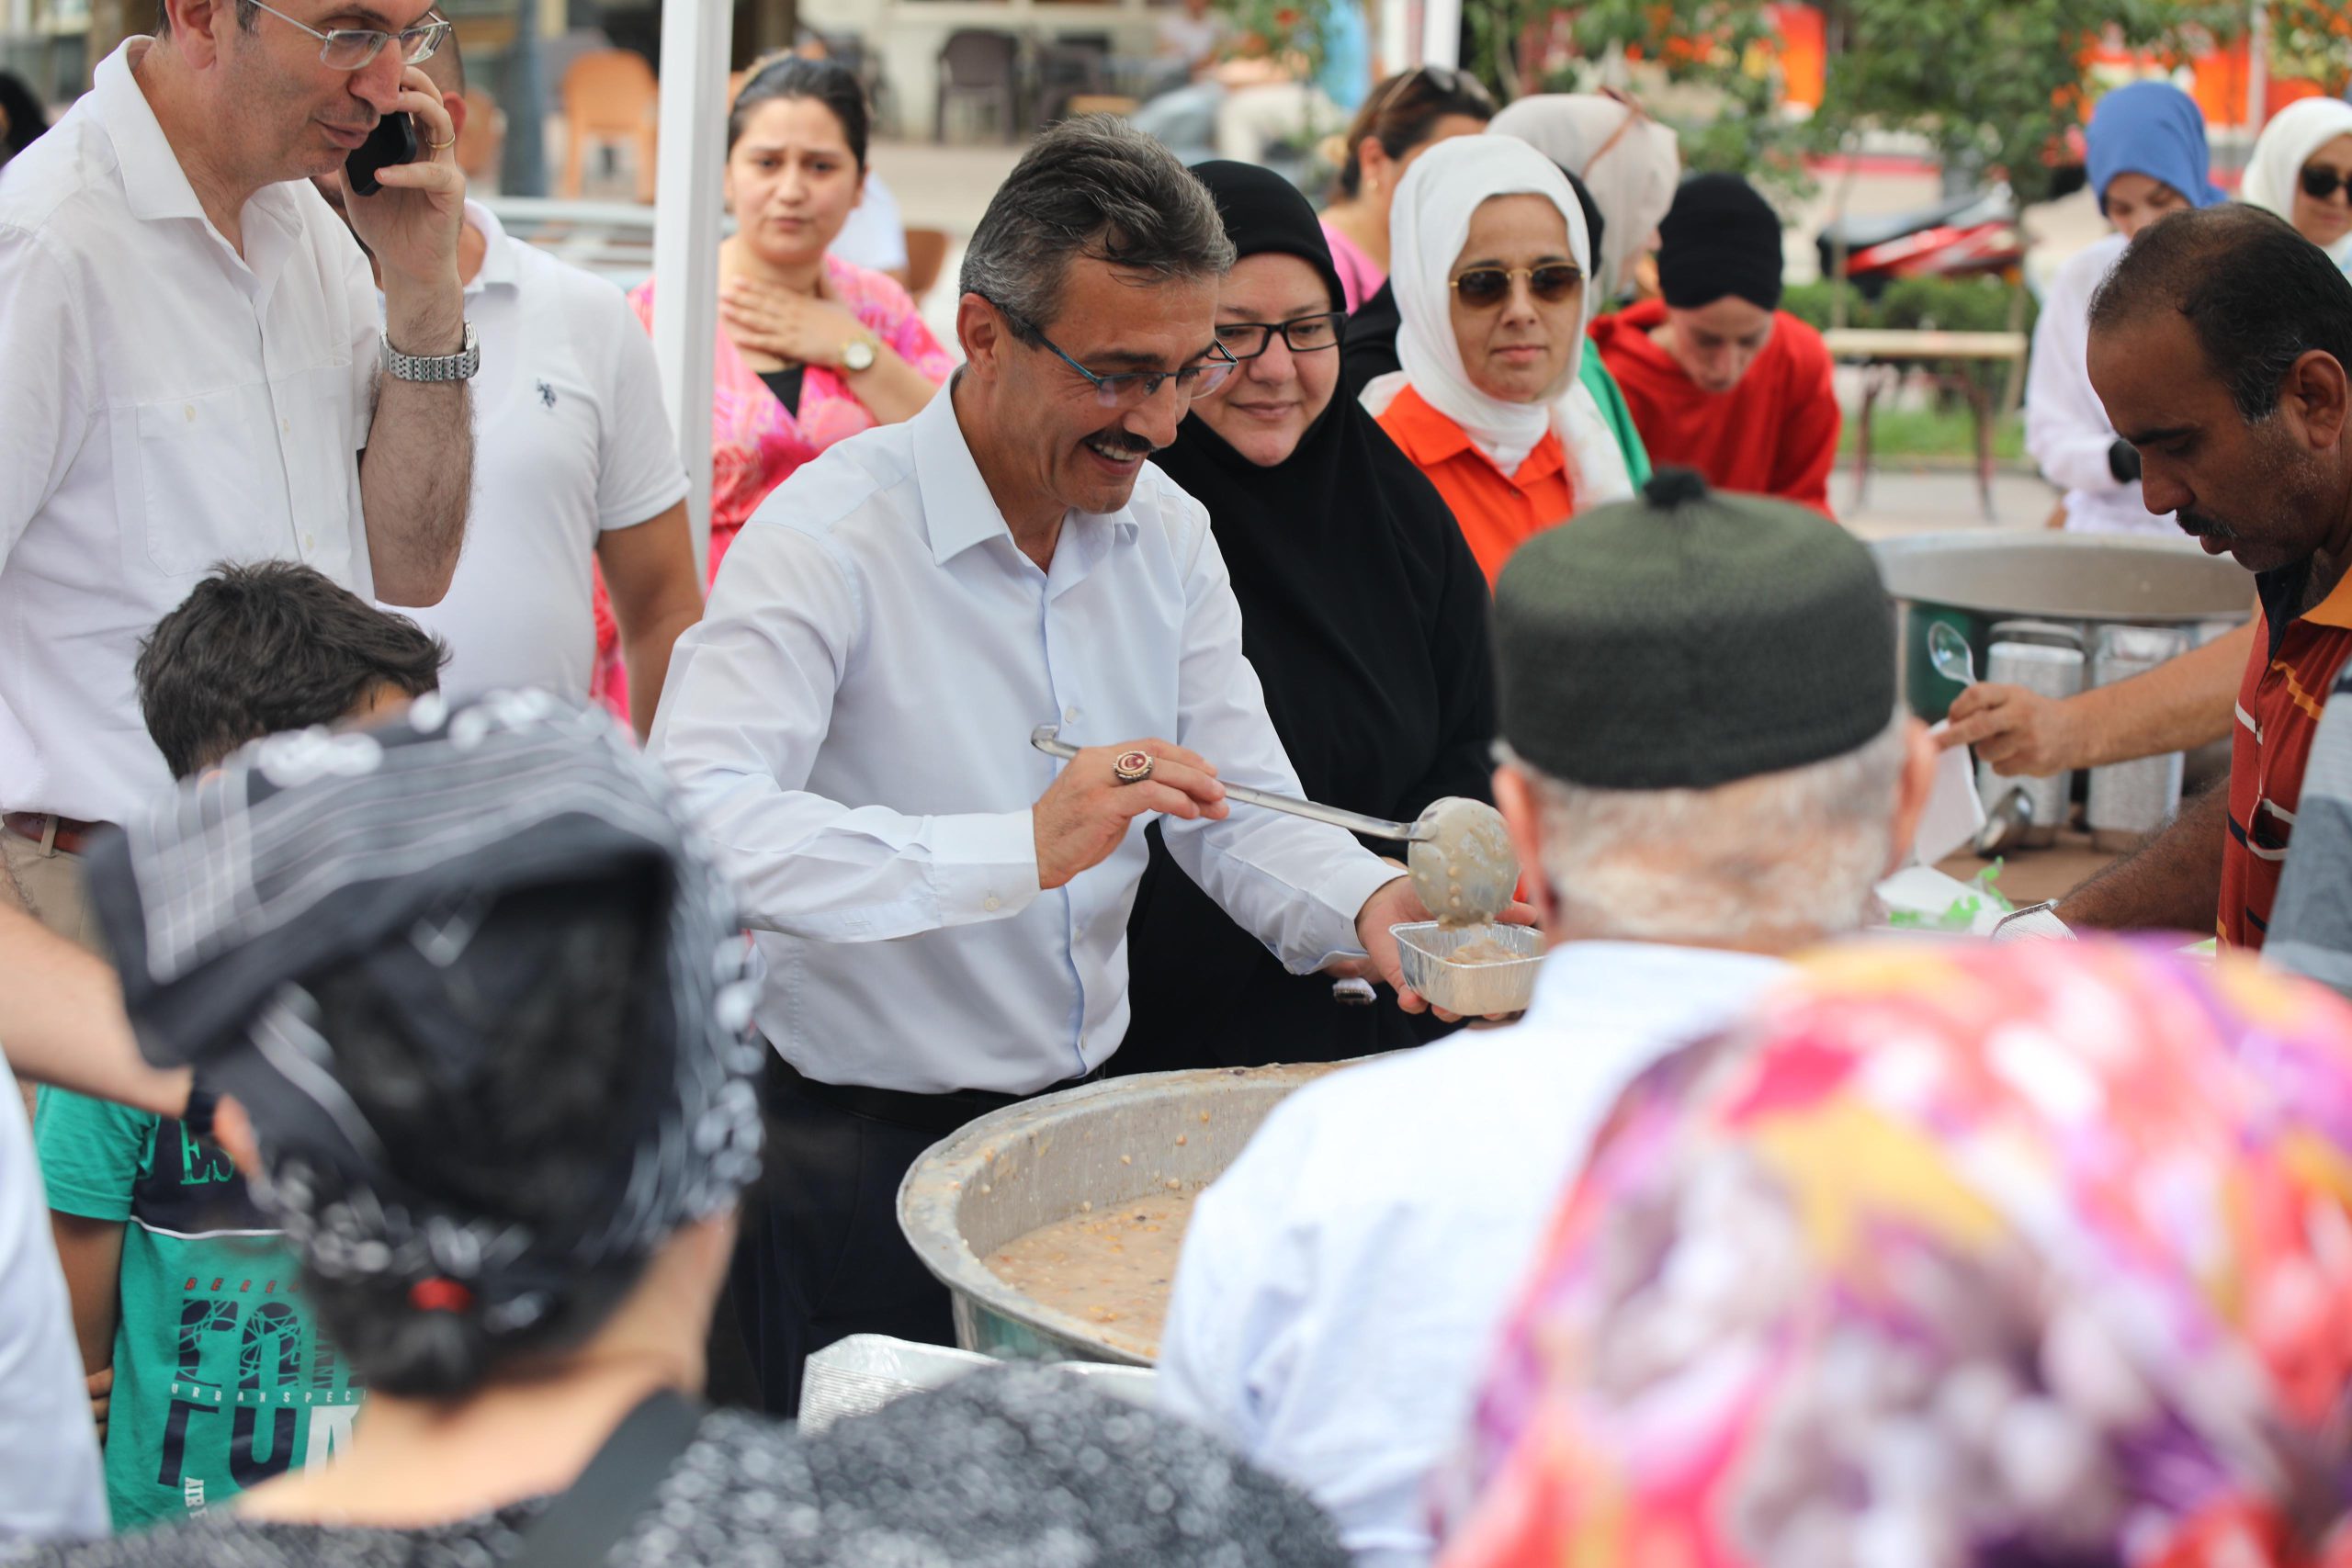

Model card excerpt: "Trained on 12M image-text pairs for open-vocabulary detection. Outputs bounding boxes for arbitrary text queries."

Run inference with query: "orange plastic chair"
[560,49,660,202]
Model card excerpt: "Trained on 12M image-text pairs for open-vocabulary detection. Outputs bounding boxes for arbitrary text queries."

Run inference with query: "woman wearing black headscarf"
[1116,160,1495,1074]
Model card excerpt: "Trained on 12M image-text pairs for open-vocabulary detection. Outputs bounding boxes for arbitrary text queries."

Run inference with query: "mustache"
[1084,432,1160,460]
[2177,509,2239,541]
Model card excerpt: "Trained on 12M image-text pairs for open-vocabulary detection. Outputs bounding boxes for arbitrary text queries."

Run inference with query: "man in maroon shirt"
[2046,205,2352,947]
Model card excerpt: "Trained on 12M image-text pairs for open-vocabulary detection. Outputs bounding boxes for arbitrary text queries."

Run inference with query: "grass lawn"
[1841,405,2028,462]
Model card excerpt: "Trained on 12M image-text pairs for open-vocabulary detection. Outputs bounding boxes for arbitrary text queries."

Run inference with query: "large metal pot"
[1871,532,2252,725]
[898,1063,1341,1366]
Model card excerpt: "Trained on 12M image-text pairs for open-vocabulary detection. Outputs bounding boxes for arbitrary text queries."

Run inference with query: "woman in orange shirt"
[1361,135,1634,583]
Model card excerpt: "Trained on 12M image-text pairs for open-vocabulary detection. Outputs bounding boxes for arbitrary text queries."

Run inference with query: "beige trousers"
[3,821,103,1120]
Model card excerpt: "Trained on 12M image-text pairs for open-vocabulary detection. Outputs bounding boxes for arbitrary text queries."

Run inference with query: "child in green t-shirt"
[40,563,444,1529]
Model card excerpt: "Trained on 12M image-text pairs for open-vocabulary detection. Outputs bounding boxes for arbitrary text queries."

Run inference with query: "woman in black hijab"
[1117,161,1495,1074]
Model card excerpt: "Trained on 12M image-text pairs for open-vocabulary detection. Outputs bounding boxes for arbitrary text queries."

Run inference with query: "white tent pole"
[1419,0,1459,69]
[1377,0,1411,74]
[651,0,731,579]
[2245,0,2268,135]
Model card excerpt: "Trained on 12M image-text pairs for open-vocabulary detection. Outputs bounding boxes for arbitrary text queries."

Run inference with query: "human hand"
[721,276,868,369]
[1033,739,1228,891]
[1356,880,1539,1020]
[1939,683,2085,776]
[344,67,466,300]
[86,1367,111,1446]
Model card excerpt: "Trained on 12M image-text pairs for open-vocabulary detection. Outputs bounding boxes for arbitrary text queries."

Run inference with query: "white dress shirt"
[0,39,380,826]
[651,381,1399,1095]
[1157,941,1789,1568]
[388,203,687,704]
[2025,233,2175,537]
[0,1057,108,1540]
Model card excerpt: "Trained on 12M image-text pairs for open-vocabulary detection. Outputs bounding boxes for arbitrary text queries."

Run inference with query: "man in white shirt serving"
[1156,469,1939,1568]
[0,0,474,945]
[652,116,1473,1417]
[317,38,702,731]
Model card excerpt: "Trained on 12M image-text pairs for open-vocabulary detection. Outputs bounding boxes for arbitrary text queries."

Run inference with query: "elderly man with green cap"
[1156,468,1939,1568]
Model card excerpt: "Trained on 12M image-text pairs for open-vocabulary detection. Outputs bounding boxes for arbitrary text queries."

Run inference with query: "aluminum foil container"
[1390,921,1542,1017]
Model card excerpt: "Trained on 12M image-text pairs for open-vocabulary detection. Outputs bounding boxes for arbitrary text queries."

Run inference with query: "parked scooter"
[1814,185,2025,296]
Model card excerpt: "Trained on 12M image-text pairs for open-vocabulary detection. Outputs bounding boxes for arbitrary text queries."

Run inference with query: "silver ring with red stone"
[1113,750,1155,785]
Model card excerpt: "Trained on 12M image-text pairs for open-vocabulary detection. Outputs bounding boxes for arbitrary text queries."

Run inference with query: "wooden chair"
[904,226,951,304]
[560,49,660,203]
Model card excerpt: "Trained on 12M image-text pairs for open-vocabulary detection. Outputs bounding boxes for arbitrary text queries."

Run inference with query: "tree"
[1488,0,2293,207]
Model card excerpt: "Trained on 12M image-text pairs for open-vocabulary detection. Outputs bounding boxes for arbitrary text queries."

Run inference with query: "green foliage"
[2270,0,2352,90]
[1474,0,2273,209]
[1782,276,2039,339]
[1785,275,2037,407]
[1814,0,2241,206]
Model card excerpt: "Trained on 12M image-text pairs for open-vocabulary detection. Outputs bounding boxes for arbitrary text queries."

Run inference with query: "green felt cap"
[1493,468,1895,789]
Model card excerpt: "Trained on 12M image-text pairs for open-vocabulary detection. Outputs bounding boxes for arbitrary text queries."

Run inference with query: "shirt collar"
[911,375,1141,565]
[95,39,207,225]
[1381,382,1564,482]
[462,199,520,294]
[1521,939,1791,1037]
[1381,382,1478,467]
[97,38,311,251]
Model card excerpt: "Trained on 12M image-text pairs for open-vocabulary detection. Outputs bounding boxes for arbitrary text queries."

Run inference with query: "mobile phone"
[345,111,418,197]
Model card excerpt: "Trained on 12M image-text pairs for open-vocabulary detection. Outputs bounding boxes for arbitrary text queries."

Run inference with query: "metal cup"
[1977,625,2086,847]
[2086,625,2189,852]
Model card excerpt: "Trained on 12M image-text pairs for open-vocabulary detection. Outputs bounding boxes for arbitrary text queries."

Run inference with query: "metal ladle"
[1029,725,1520,926]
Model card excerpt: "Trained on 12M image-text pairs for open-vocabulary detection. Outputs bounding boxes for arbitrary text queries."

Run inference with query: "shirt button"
[983,895,1001,912]
[281,418,291,434]
[303,533,316,552]
[1063,705,1081,725]
[183,404,196,422]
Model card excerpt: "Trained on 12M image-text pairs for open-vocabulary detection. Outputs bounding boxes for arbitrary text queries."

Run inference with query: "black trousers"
[729,1055,1095,1418]
[729,1070,956,1418]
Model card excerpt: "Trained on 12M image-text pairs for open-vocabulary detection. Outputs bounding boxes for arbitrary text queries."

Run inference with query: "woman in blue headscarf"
[2025,81,2222,535]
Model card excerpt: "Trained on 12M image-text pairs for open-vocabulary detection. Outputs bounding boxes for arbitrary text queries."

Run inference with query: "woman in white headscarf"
[1363,134,1635,586]
[2243,96,2352,276]
[1487,92,1680,304]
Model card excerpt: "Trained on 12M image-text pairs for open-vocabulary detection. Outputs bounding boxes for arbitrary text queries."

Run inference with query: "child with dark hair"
[132,560,447,779]
[37,562,443,1529]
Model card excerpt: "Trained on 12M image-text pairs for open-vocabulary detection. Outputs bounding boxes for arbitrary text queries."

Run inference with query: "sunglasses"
[2301,164,2352,202]
[1449,265,1583,310]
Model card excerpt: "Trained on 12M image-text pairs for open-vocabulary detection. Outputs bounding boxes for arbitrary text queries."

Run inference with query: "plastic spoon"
[1928,622,1979,687]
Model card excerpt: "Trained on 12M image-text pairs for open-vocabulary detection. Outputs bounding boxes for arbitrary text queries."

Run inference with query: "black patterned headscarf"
[83,692,764,1340]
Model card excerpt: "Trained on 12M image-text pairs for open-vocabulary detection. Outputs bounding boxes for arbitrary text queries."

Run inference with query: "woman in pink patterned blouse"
[594,56,955,723]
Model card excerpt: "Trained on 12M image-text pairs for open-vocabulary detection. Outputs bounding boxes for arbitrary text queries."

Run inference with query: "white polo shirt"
[389,203,687,704]
[0,39,381,827]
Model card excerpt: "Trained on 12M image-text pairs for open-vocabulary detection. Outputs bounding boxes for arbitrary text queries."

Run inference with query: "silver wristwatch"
[381,321,480,384]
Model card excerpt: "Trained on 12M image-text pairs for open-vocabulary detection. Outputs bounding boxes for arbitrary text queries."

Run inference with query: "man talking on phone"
[0,0,474,955]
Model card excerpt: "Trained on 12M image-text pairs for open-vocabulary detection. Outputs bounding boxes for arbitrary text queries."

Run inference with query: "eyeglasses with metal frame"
[246,0,450,72]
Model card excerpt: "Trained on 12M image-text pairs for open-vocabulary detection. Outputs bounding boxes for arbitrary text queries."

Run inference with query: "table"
[1823,327,2030,525]
[1937,829,2119,908]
